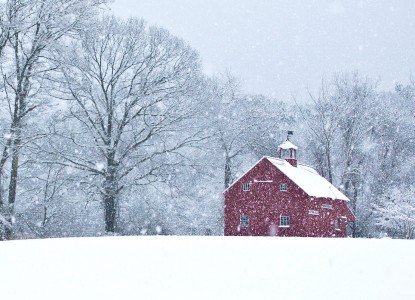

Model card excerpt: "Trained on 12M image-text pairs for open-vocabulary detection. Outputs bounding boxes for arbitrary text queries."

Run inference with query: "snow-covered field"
[1,236,414,300]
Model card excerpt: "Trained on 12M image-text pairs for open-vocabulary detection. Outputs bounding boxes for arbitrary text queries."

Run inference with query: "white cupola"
[277,131,298,167]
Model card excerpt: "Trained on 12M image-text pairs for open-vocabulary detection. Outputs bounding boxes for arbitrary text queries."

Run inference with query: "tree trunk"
[3,106,24,239]
[103,155,118,233]
[351,186,358,238]
[325,142,333,184]
[8,145,19,210]
[104,192,116,232]
[3,144,20,239]
[224,154,232,189]
[345,178,359,238]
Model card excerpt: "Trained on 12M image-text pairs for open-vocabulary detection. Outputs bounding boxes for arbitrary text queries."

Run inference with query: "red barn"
[224,137,355,237]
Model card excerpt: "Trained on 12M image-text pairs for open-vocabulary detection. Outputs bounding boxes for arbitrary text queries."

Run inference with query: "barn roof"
[266,157,349,201]
[224,156,349,201]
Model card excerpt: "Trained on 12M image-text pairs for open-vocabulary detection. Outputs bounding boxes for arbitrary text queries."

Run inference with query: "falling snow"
[95,162,105,171]
[0,4,414,299]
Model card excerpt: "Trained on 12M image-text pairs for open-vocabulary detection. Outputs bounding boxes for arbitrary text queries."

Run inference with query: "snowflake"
[95,162,105,171]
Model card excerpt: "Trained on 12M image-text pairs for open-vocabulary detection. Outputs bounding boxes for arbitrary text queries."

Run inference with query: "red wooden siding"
[224,157,355,237]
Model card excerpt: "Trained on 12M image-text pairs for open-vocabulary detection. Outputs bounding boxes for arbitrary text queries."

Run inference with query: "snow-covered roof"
[278,140,298,150]
[266,157,348,201]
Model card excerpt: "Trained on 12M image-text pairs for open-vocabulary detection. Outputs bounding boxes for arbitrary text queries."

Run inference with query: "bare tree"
[333,73,376,236]
[0,0,106,239]
[296,79,343,184]
[51,16,205,232]
[299,72,377,237]
[208,73,290,189]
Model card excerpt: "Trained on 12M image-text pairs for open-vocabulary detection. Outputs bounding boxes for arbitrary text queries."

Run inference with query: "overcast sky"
[110,0,415,101]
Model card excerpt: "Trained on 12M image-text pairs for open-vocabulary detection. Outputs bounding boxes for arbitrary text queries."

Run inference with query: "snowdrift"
[1,236,414,300]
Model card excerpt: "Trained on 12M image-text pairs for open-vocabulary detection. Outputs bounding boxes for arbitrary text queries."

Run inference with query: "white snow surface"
[1,236,415,300]
[278,140,298,150]
[267,157,349,201]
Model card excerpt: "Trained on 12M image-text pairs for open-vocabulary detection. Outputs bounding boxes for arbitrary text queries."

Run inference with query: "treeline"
[0,0,414,240]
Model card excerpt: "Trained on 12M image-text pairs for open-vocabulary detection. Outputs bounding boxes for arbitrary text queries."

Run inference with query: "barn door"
[269,224,279,236]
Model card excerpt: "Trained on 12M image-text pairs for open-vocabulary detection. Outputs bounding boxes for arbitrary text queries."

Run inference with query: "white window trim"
[308,210,319,215]
[242,183,250,191]
[254,179,273,183]
[321,204,333,209]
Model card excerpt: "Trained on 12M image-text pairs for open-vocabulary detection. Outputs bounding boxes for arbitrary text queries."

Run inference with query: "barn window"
[321,204,333,209]
[279,183,288,191]
[242,183,250,191]
[279,216,290,227]
[334,219,341,231]
[240,215,249,227]
[308,210,319,215]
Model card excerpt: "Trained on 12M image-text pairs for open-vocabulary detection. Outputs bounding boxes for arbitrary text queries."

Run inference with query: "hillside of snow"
[1,237,414,300]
